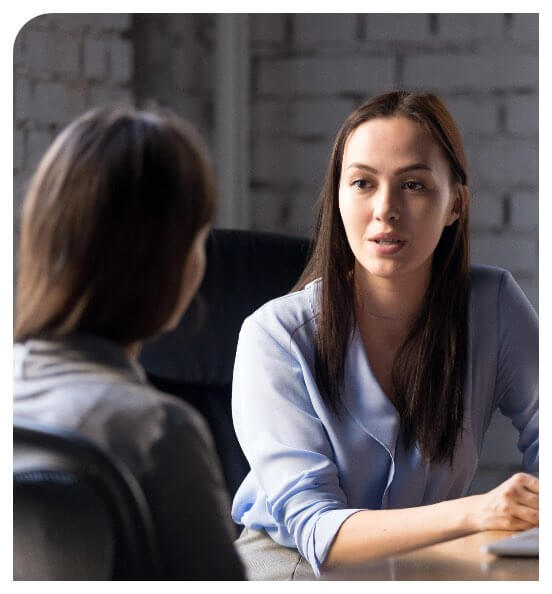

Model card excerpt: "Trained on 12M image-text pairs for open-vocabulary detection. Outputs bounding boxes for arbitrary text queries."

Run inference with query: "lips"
[368,233,405,243]
[368,233,406,254]
[372,238,402,245]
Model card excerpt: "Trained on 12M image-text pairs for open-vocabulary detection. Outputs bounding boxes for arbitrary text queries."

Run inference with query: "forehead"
[342,116,444,167]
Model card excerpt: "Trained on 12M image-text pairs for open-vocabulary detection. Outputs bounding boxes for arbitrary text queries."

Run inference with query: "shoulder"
[107,381,213,446]
[241,278,320,340]
[470,264,535,313]
[470,263,509,291]
[470,264,515,307]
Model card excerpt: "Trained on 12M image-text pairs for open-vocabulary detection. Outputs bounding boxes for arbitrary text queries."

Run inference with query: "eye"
[403,180,425,191]
[352,179,371,190]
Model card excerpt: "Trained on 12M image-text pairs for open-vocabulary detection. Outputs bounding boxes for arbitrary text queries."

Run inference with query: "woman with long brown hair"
[14,105,244,579]
[230,91,538,579]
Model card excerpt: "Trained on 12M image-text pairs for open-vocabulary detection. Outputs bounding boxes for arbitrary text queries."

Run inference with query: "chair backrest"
[140,229,311,497]
[13,416,163,580]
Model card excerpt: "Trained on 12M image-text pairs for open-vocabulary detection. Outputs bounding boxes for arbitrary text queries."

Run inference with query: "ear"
[445,185,466,226]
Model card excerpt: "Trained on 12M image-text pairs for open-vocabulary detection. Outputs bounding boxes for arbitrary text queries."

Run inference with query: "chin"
[362,260,406,279]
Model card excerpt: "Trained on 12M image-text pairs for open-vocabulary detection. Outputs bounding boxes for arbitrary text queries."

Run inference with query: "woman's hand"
[465,472,539,532]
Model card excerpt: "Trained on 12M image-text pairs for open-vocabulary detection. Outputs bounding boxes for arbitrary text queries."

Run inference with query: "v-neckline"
[341,324,401,457]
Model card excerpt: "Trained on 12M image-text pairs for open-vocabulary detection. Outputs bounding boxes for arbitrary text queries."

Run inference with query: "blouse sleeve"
[493,270,539,473]
[232,313,362,576]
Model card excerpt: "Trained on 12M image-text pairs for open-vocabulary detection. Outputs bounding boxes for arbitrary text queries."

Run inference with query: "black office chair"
[140,229,311,498]
[13,416,163,580]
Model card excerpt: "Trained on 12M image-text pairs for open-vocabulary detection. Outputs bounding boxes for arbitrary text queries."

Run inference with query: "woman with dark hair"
[14,106,245,579]
[231,91,538,579]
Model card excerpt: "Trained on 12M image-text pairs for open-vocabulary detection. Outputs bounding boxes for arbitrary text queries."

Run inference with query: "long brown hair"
[15,105,216,345]
[294,90,470,465]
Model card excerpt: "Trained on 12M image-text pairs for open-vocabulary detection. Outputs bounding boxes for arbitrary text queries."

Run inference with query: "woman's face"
[163,225,210,331]
[338,116,460,285]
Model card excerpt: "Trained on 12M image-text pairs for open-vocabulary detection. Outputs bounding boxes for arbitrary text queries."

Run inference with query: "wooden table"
[322,531,538,580]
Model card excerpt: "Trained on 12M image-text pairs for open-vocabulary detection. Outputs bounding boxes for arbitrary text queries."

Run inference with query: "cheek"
[339,190,363,235]
[186,244,206,293]
[194,247,206,288]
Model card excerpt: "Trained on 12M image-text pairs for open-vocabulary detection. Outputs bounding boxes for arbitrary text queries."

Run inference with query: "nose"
[373,184,400,222]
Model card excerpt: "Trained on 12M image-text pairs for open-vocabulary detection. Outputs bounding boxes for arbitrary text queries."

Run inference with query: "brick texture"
[403,51,537,91]
[294,13,357,45]
[365,13,430,42]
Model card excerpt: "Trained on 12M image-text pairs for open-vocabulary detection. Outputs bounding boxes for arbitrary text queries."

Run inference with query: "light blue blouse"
[231,265,538,576]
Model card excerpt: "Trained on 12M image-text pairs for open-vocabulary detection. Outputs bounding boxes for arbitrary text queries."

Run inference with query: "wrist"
[451,494,479,534]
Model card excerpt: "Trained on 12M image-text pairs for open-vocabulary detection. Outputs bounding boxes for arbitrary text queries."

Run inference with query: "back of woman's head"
[15,105,216,345]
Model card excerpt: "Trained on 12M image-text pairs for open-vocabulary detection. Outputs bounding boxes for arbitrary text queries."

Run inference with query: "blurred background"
[13,13,538,493]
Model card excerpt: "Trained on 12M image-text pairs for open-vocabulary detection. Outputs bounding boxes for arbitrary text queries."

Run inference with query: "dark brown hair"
[15,105,216,346]
[294,90,470,465]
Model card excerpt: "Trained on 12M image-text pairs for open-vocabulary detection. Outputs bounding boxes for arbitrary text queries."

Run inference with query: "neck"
[354,262,430,328]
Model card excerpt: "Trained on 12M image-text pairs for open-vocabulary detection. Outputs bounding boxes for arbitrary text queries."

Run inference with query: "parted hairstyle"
[294,90,470,465]
[15,105,216,346]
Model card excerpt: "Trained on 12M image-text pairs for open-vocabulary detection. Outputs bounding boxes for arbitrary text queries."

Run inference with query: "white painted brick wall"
[258,55,395,96]
[89,85,133,107]
[49,13,131,33]
[471,235,537,272]
[90,14,132,32]
[252,100,291,137]
[25,30,80,76]
[84,38,106,79]
[476,138,538,187]
[251,137,293,182]
[286,191,318,237]
[511,13,538,42]
[292,98,353,138]
[470,192,503,230]
[250,14,286,44]
[109,39,133,84]
[250,189,316,238]
[251,137,330,191]
[14,78,32,121]
[32,81,69,125]
[439,13,504,41]
[365,13,430,42]
[27,129,54,171]
[169,47,196,89]
[287,140,332,190]
[13,29,25,67]
[13,130,25,170]
[446,96,498,135]
[511,191,538,230]
[506,95,538,135]
[250,190,286,233]
[294,13,357,45]
[403,51,537,90]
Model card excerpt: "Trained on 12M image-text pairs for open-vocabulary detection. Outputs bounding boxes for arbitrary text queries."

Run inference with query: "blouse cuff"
[310,507,363,576]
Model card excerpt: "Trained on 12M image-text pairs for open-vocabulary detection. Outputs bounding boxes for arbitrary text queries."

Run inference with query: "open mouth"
[372,239,403,245]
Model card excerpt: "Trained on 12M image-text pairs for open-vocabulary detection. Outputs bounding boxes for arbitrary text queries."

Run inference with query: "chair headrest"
[140,229,311,387]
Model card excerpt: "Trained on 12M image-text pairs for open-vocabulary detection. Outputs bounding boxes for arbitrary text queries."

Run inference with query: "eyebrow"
[345,162,433,175]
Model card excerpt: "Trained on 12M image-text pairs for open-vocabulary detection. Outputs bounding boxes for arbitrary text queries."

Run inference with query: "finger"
[517,489,539,510]
[511,503,539,527]
[522,474,539,494]
[511,472,539,494]
[506,518,536,531]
